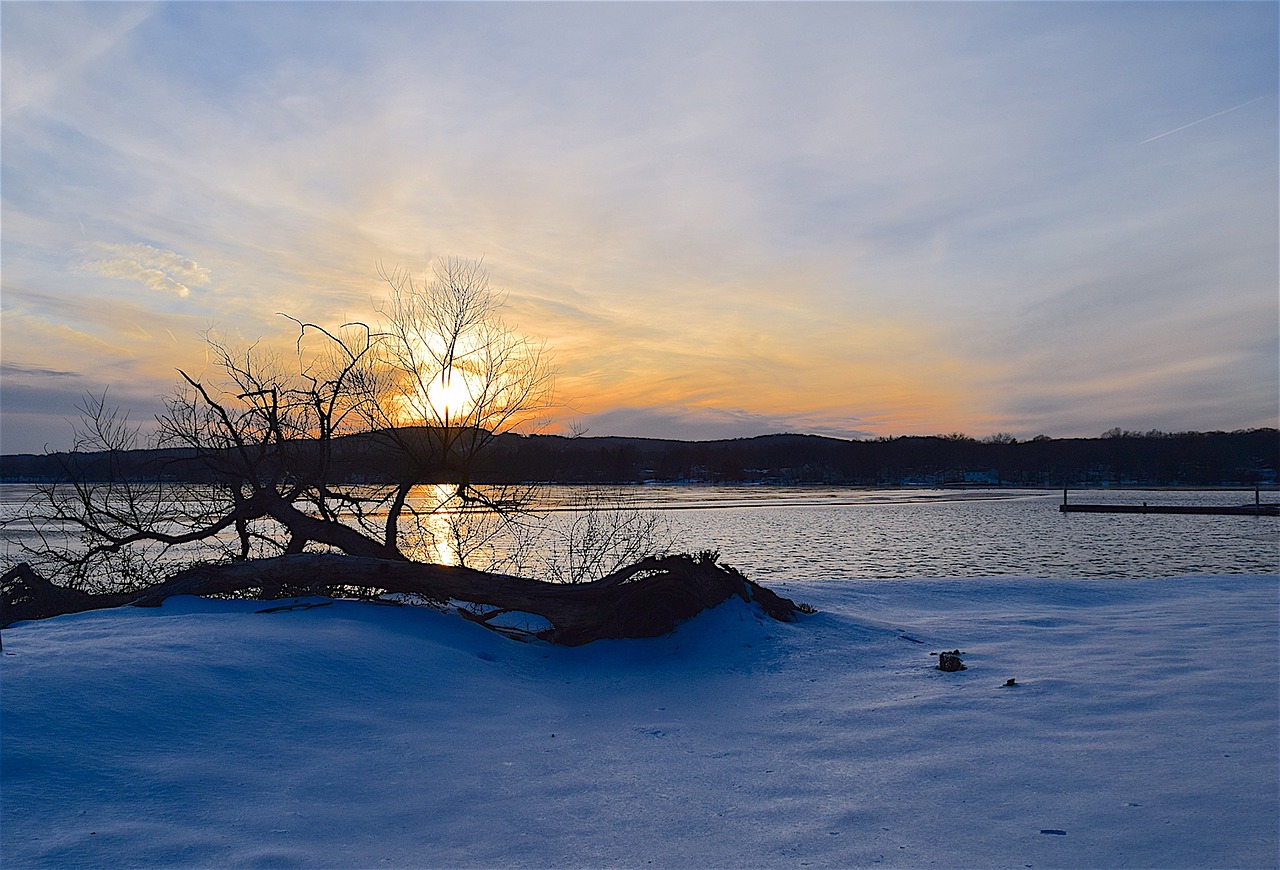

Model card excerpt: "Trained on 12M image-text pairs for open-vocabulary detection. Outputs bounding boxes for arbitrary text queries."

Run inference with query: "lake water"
[2,484,1276,582]
[619,486,1279,580]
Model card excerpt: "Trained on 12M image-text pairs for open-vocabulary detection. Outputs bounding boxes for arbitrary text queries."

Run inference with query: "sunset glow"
[424,368,476,423]
[404,483,464,567]
[1,3,1275,453]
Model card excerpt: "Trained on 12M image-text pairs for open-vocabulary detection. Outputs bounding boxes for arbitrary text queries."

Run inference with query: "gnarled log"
[2,554,800,645]
[1,563,134,626]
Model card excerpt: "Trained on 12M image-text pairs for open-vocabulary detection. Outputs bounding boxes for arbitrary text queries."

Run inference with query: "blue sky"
[2,1,1276,453]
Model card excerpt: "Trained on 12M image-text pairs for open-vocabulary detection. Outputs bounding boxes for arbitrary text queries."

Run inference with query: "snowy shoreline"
[3,575,1277,869]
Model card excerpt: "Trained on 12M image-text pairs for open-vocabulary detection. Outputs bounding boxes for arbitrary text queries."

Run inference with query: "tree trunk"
[2,554,799,645]
[263,496,405,561]
[1,563,134,626]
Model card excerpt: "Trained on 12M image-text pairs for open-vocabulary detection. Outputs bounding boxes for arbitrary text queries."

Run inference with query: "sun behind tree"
[424,365,476,422]
[1,255,799,645]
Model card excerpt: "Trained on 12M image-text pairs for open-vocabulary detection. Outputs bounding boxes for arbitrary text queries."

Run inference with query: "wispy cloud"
[84,243,211,298]
[1,362,79,379]
[1138,96,1266,145]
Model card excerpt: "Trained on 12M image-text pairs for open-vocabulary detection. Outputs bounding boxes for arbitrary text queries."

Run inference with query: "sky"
[2,1,1277,454]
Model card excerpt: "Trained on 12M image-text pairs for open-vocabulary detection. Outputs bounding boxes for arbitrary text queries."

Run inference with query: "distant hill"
[2,428,1276,487]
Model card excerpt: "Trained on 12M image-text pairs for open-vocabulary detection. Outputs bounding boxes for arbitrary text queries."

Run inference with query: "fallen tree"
[2,258,803,648]
[1,552,800,646]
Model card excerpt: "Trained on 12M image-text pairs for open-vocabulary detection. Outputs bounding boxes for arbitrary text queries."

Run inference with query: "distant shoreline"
[2,428,1275,489]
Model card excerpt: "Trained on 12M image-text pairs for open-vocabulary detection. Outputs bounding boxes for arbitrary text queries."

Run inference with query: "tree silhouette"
[2,258,796,642]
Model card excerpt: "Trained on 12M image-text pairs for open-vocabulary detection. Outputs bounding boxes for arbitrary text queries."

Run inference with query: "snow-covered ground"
[2,575,1276,869]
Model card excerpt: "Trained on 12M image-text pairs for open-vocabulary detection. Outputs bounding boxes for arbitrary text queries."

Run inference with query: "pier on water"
[1059,489,1279,517]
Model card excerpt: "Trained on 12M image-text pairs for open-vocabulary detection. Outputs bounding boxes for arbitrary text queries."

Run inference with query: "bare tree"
[524,490,672,585]
[7,391,192,592]
[155,319,402,560]
[1,257,798,642]
[5,259,547,580]
[362,256,554,561]
[5,316,399,589]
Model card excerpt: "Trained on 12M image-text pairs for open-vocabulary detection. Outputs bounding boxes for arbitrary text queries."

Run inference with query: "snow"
[2,576,1277,869]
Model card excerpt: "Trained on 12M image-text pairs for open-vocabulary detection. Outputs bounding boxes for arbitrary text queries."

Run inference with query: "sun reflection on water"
[398,483,464,566]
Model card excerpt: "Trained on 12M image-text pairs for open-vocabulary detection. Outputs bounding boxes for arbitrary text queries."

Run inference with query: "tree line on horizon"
[3,426,1275,488]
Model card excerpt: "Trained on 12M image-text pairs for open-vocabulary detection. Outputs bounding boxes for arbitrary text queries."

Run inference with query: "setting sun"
[425,367,475,421]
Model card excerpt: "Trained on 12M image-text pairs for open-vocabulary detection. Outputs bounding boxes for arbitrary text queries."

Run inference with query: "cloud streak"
[1,362,78,379]
[1137,95,1266,145]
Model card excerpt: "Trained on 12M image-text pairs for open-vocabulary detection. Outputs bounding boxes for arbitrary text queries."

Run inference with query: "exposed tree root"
[1,554,800,645]
[1,563,136,626]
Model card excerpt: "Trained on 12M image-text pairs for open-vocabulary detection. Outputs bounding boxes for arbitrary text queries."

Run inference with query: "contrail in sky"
[1138,95,1265,145]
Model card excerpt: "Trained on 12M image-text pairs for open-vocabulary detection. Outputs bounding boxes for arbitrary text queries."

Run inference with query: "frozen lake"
[5,483,1276,583]
[614,485,1280,580]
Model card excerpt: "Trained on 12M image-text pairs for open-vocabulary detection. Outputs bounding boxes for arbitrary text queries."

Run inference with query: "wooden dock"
[1059,502,1278,516]
[1059,489,1279,516]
